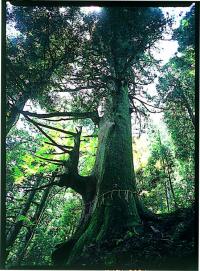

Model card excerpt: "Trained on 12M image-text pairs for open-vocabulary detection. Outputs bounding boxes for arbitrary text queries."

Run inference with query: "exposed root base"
[52,205,196,270]
[67,218,196,269]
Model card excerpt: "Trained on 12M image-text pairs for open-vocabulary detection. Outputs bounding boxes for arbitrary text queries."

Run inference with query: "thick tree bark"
[65,81,141,265]
[52,80,159,266]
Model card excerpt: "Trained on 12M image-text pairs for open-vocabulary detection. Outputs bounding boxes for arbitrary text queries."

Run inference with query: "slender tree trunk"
[158,148,170,212]
[16,185,51,265]
[164,158,178,210]
[6,179,40,259]
[164,180,170,212]
[157,133,176,212]
[159,192,164,212]
[181,92,195,127]
[6,96,28,135]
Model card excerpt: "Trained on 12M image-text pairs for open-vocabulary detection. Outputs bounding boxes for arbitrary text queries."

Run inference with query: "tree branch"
[33,154,65,164]
[24,116,68,153]
[82,134,98,138]
[45,151,72,155]
[25,181,59,192]
[19,109,98,120]
[51,84,95,93]
[133,97,164,113]
[24,119,76,136]
[44,142,72,153]
[42,118,82,122]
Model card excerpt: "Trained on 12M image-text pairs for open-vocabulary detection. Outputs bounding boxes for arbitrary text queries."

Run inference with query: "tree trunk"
[52,11,159,263]
[164,158,178,210]
[181,91,195,127]
[162,141,177,210]
[17,185,51,265]
[6,96,28,135]
[163,180,169,212]
[66,81,141,265]
[6,178,40,259]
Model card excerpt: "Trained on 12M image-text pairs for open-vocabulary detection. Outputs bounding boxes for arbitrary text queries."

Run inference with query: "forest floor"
[71,205,197,270]
[7,205,197,270]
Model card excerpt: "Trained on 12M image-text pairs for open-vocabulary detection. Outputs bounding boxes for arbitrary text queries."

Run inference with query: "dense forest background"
[5,3,196,270]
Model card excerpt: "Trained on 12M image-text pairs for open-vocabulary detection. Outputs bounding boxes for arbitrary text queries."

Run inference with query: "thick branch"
[19,109,98,120]
[42,118,83,122]
[22,119,76,136]
[58,173,96,202]
[52,84,95,93]
[6,96,29,135]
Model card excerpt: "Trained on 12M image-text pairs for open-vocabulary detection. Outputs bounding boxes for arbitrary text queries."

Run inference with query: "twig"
[33,154,65,164]
[44,142,72,153]
[24,181,58,192]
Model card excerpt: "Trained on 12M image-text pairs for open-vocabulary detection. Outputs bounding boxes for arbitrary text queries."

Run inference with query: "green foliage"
[135,128,194,213]
[79,136,98,175]
[6,6,84,134]
[173,6,195,52]
[60,196,82,237]
[156,6,195,193]
[6,186,82,267]
[104,253,116,266]
[17,215,35,227]
[6,127,59,186]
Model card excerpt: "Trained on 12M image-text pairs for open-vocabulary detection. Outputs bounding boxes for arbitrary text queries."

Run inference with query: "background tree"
[156,6,195,194]
[134,127,193,215]
[173,5,195,52]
